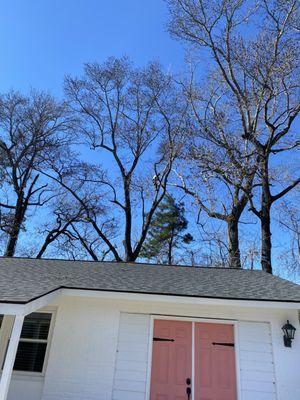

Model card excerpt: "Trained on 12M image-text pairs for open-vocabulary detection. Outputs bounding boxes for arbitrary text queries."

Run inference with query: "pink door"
[195,323,237,400]
[150,320,192,400]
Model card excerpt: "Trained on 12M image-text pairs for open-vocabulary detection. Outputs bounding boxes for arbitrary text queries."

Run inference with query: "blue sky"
[0,1,298,278]
[0,0,184,95]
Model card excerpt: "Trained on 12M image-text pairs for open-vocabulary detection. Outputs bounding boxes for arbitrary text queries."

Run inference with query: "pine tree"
[141,195,193,264]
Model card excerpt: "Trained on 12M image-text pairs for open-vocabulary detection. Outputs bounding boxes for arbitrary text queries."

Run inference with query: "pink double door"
[150,320,237,400]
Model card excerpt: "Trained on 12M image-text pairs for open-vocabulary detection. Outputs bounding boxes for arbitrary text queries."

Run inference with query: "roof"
[0,257,300,304]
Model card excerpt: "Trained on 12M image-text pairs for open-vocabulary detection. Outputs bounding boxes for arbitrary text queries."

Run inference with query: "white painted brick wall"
[7,376,44,400]
[41,298,120,400]
[2,297,298,400]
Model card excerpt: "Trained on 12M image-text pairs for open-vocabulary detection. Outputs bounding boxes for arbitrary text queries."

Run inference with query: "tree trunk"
[227,218,241,268]
[260,208,272,273]
[36,233,56,259]
[167,235,174,265]
[5,229,21,257]
[36,243,48,259]
[260,156,273,274]
[123,176,134,262]
[4,205,24,257]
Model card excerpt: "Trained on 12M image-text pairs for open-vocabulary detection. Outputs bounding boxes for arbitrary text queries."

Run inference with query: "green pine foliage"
[141,194,193,264]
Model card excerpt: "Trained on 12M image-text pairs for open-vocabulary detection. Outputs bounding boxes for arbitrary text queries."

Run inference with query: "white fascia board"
[0,289,62,316]
[22,289,62,315]
[1,287,299,315]
[0,304,24,316]
[61,288,300,310]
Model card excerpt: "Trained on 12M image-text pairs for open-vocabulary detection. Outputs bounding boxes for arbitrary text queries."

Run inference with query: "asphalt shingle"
[0,257,299,304]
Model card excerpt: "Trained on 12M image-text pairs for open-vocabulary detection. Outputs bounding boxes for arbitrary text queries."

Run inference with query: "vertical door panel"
[195,323,237,400]
[150,320,192,400]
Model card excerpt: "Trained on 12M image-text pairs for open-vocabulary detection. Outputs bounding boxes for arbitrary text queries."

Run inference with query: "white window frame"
[0,308,56,378]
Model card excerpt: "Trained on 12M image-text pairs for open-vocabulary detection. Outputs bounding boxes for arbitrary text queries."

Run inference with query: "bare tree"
[174,73,258,268]
[55,57,187,262]
[36,201,86,259]
[195,220,230,267]
[167,0,300,273]
[0,90,70,256]
[38,213,112,261]
[37,146,118,259]
[277,198,300,274]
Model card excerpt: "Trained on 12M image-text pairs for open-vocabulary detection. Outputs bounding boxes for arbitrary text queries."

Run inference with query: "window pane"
[20,313,51,340]
[14,342,47,373]
[0,315,3,329]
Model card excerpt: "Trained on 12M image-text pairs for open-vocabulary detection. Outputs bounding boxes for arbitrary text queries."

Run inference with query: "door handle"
[186,386,191,400]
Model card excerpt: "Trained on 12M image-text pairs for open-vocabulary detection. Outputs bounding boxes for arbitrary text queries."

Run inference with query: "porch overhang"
[0,288,62,316]
[0,289,62,400]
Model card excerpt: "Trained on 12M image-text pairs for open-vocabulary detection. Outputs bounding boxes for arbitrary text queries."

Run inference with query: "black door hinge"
[153,337,175,342]
[212,342,235,347]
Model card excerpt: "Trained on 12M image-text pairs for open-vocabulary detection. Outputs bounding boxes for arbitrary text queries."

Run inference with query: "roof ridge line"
[0,256,263,272]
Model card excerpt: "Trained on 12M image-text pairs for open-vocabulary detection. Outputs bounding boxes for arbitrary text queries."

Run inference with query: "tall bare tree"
[174,73,258,268]
[167,0,300,273]
[0,91,70,256]
[41,58,186,262]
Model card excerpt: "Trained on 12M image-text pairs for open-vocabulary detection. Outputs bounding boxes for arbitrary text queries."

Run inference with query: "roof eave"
[1,287,299,315]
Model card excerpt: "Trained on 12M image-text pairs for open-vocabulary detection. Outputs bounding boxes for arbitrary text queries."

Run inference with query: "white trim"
[269,320,280,400]
[145,316,154,400]
[14,309,56,378]
[111,310,121,400]
[0,316,14,369]
[22,291,61,316]
[191,321,195,400]
[153,314,237,324]
[145,315,240,400]
[0,287,299,316]
[0,289,62,316]
[62,288,300,309]
[0,304,25,316]
[0,315,24,400]
[0,309,56,379]
[5,373,44,382]
[234,322,242,400]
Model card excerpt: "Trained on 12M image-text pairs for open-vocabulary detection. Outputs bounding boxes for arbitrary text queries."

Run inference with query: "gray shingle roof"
[0,257,300,304]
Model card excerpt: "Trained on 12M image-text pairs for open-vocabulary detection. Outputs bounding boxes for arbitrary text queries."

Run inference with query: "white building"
[0,257,299,400]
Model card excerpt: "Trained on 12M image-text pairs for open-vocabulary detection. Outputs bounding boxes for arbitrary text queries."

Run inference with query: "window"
[13,312,52,373]
[0,315,3,330]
